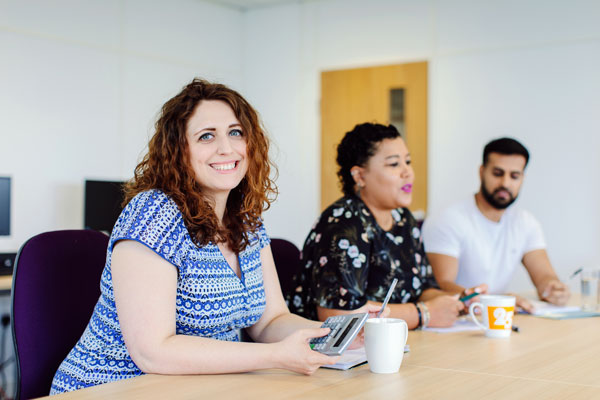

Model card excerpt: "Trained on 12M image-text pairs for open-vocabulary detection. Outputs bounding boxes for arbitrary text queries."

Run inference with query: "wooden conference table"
[43,309,600,399]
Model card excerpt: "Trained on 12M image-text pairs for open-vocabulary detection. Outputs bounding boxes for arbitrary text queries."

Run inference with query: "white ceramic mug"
[469,295,516,338]
[364,318,408,373]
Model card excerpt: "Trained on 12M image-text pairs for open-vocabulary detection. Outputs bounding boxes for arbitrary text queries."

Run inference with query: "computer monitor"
[84,180,125,234]
[0,177,10,236]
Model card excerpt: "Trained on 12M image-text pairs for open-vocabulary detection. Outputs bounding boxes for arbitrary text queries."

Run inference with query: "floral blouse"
[287,195,438,320]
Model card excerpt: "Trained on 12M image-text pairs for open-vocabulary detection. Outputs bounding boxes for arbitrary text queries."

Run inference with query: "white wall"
[0,1,242,394]
[0,0,244,252]
[0,3,597,394]
[1,0,599,293]
[245,0,600,293]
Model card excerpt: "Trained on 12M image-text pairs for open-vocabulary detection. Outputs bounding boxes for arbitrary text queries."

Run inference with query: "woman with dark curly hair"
[51,79,373,394]
[288,123,480,329]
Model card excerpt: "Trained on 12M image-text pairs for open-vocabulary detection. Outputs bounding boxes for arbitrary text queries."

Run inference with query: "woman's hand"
[347,301,389,349]
[362,300,390,319]
[424,295,464,327]
[273,328,339,375]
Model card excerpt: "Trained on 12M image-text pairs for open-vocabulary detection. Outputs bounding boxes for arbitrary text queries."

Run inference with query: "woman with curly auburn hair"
[122,78,276,253]
[51,79,380,394]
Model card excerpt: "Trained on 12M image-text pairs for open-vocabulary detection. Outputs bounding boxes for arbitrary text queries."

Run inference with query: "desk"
[0,275,12,295]
[42,313,600,399]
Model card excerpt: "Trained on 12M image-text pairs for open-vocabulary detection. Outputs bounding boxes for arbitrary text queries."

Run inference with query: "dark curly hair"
[336,123,402,196]
[123,78,278,253]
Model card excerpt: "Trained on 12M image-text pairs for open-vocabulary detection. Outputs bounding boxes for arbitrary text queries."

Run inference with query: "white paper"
[529,299,581,316]
[322,348,368,370]
[422,317,482,333]
[322,345,410,370]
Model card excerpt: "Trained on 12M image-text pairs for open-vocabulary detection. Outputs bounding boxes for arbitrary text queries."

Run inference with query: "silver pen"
[376,278,398,318]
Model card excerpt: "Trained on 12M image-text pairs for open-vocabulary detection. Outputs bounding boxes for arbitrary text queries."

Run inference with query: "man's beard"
[481,183,517,210]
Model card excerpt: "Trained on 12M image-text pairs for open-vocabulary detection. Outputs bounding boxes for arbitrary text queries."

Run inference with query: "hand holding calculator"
[309,313,368,356]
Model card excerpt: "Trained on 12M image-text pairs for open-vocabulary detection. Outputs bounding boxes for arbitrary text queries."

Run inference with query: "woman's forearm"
[388,302,420,329]
[133,334,281,375]
[251,312,321,343]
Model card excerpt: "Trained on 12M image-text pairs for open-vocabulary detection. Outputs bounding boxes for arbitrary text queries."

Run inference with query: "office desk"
[0,275,12,295]
[42,313,600,399]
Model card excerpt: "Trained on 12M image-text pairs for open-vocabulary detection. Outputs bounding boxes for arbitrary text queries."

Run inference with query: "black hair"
[483,137,529,167]
[336,123,402,196]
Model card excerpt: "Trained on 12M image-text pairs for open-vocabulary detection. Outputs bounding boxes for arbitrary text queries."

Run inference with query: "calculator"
[309,313,369,356]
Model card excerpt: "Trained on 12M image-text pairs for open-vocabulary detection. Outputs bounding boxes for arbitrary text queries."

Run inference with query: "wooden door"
[320,62,428,215]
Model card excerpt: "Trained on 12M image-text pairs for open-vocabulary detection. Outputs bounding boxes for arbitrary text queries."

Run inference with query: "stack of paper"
[422,318,481,333]
[529,299,580,316]
[322,345,410,371]
[528,300,600,319]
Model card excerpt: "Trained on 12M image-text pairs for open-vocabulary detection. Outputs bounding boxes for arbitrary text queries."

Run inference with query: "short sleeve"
[253,221,271,250]
[521,210,546,253]
[109,190,188,271]
[304,215,371,311]
[421,210,462,258]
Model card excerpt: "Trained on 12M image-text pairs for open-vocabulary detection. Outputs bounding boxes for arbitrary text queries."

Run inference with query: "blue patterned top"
[50,190,269,394]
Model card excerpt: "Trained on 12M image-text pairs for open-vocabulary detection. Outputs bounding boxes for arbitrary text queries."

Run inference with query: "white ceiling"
[202,0,307,12]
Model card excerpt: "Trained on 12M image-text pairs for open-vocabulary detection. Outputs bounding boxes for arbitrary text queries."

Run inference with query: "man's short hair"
[483,137,529,167]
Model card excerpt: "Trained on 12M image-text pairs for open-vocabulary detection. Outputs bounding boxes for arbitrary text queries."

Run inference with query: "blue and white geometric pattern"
[50,190,268,394]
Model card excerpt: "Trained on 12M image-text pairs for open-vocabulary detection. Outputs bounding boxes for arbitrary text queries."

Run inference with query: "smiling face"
[186,100,248,200]
[353,137,414,210]
[479,153,526,209]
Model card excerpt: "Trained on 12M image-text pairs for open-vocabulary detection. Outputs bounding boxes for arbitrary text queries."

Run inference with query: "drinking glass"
[580,268,600,311]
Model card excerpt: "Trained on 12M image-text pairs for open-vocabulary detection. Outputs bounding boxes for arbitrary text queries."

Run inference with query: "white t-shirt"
[421,197,546,294]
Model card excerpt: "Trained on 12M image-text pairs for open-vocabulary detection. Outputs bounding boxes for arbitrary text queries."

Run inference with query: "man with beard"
[422,138,569,312]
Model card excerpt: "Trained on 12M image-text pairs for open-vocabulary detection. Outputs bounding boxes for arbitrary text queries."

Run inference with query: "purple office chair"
[270,238,302,301]
[241,238,302,343]
[10,230,109,400]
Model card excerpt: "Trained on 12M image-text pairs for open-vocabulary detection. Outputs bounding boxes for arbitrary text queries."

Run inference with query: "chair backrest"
[270,238,302,300]
[11,229,109,399]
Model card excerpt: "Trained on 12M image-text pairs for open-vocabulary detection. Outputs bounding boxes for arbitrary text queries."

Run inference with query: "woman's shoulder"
[244,219,270,250]
[313,196,363,228]
[111,189,190,267]
[320,196,362,219]
[303,196,367,246]
[118,189,183,227]
[126,189,177,211]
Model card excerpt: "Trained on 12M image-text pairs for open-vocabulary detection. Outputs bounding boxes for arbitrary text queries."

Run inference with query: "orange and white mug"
[469,295,516,338]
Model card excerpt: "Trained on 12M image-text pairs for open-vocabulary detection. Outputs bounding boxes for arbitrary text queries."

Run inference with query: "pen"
[377,278,398,318]
[458,292,478,303]
[570,267,583,279]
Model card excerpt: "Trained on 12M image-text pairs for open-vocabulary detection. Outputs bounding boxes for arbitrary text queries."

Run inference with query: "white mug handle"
[469,302,487,331]
[401,320,408,346]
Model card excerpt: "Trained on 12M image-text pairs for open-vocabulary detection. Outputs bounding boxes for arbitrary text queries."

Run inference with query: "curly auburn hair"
[336,123,402,197]
[123,78,277,253]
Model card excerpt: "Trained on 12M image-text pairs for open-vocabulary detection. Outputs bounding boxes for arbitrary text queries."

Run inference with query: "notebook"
[528,299,581,316]
[322,344,410,371]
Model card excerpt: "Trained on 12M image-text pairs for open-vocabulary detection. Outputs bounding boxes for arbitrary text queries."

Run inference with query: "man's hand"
[514,294,534,314]
[460,284,488,306]
[539,279,570,305]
